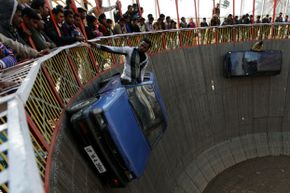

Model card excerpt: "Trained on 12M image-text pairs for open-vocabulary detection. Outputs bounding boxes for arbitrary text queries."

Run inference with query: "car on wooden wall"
[67,72,167,187]
[223,50,282,78]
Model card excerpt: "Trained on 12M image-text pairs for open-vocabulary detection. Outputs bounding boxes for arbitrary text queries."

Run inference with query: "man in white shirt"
[93,38,152,85]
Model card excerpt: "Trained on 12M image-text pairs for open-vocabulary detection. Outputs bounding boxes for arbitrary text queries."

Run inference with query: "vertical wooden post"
[285,0,289,16]
[194,0,198,26]
[273,0,278,23]
[156,0,161,17]
[175,0,180,28]
[240,0,243,18]
[233,0,235,19]
[252,0,256,22]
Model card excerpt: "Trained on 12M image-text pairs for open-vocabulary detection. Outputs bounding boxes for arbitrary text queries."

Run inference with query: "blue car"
[69,72,167,187]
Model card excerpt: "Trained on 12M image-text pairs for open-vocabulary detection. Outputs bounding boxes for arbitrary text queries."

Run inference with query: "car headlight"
[95,113,106,129]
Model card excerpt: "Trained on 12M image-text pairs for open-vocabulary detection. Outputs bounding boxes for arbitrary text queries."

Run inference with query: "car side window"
[127,84,165,147]
[230,52,244,76]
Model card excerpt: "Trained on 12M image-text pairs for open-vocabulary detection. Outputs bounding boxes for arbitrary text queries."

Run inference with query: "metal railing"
[0,23,289,193]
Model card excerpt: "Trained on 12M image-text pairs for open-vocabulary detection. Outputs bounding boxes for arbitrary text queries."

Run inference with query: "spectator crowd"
[0,0,289,71]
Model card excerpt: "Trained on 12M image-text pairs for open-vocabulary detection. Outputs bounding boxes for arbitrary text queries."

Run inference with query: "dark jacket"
[45,20,79,46]
[31,28,56,51]
[0,0,26,45]
[61,22,81,38]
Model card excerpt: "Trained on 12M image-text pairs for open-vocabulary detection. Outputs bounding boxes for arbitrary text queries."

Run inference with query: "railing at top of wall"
[0,23,289,193]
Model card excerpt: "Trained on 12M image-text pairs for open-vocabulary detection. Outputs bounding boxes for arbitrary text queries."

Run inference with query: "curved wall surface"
[49,39,290,193]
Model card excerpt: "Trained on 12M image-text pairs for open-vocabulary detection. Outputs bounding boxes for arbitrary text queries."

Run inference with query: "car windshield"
[126,84,165,148]
[229,52,244,76]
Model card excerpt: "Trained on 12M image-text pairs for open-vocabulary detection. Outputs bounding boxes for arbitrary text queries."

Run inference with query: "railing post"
[8,98,45,193]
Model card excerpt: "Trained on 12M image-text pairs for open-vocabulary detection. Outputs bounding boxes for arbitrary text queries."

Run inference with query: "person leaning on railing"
[0,33,48,60]
[0,33,49,93]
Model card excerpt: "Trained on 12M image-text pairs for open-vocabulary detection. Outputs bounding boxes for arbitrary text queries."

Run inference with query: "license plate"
[84,145,106,173]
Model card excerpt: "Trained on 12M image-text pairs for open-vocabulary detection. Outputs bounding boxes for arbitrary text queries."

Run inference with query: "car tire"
[67,96,99,115]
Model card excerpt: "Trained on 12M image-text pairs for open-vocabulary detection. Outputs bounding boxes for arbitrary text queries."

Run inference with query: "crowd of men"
[208,3,289,27]
[0,0,289,71]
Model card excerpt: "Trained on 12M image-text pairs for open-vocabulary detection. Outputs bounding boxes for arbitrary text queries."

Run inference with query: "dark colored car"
[68,72,167,187]
[224,50,282,77]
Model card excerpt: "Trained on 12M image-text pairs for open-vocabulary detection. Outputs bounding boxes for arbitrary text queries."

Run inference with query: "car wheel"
[67,96,99,115]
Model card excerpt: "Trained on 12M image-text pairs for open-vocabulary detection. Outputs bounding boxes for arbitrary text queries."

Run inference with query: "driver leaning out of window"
[92,38,152,85]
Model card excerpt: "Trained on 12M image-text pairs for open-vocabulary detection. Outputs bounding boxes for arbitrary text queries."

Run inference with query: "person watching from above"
[180,17,187,28]
[45,7,84,46]
[85,15,102,39]
[77,7,87,26]
[61,10,85,42]
[30,0,50,23]
[31,13,56,51]
[106,19,114,36]
[0,33,49,59]
[98,13,110,36]
[113,17,127,34]
[21,7,54,50]
[187,18,196,28]
[139,17,146,32]
[92,38,152,85]
[74,13,86,37]
[165,16,172,30]
[130,17,141,33]
[0,0,27,45]
[200,17,209,27]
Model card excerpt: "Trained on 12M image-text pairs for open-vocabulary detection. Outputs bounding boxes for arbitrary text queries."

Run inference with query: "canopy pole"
[194,0,198,26]
[285,0,289,16]
[156,0,161,17]
[240,0,243,18]
[260,0,265,17]
[273,0,278,22]
[197,0,200,26]
[252,0,256,23]
[233,0,235,21]
[175,0,180,28]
